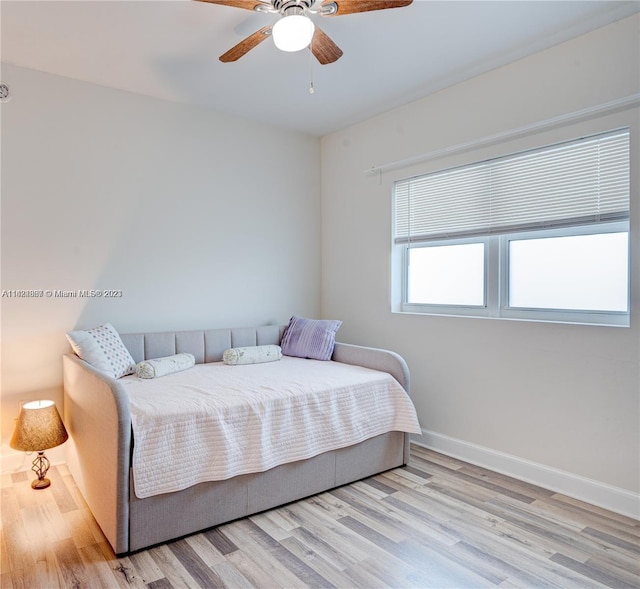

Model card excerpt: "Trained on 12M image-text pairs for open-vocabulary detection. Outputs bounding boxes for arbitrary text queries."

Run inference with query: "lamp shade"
[272,14,315,52]
[10,400,68,452]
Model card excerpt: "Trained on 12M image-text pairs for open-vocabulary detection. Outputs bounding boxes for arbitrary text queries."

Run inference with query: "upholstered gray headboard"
[119,325,286,365]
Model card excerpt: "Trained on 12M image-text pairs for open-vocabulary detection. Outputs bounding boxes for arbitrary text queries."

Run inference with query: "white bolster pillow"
[223,345,282,366]
[135,353,195,379]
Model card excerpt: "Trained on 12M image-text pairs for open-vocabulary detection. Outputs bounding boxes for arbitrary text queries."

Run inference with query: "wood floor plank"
[450,539,556,589]
[410,445,464,469]
[358,476,399,496]
[458,462,556,501]
[340,560,393,589]
[10,565,45,589]
[184,534,227,568]
[280,534,354,588]
[1,472,15,490]
[19,505,50,565]
[308,492,353,520]
[4,519,35,572]
[281,502,375,563]
[248,511,292,542]
[415,455,538,504]
[146,578,174,589]
[356,554,430,588]
[47,466,78,514]
[149,544,203,589]
[253,506,299,535]
[40,501,72,543]
[485,497,615,562]
[358,548,460,589]
[1,487,21,526]
[428,538,509,586]
[582,525,640,555]
[550,552,639,589]
[278,500,370,560]
[52,537,93,589]
[384,464,434,486]
[389,483,501,532]
[167,538,226,589]
[98,542,148,589]
[233,518,336,588]
[551,493,640,528]
[2,445,638,589]
[210,560,256,589]
[295,493,349,523]
[202,527,239,557]
[376,492,461,546]
[222,520,309,589]
[288,524,355,571]
[401,536,499,589]
[585,551,640,587]
[32,546,64,589]
[79,543,130,589]
[340,514,495,588]
[129,547,167,585]
[0,571,14,589]
[499,492,594,536]
[9,471,28,485]
[224,547,283,589]
[329,487,409,542]
[446,514,609,589]
[0,531,12,576]
[569,502,640,540]
[421,479,596,564]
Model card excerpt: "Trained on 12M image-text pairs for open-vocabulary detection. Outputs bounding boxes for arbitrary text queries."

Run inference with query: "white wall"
[321,15,640,510]
[1,64,321,466]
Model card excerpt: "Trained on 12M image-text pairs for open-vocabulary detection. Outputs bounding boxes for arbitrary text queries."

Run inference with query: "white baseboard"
[412,429,640,521]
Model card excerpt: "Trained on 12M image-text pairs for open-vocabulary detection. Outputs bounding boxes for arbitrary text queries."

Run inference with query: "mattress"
[121,356,421,498]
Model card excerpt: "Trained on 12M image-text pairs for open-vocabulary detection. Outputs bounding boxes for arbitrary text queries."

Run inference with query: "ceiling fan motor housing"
[273,0,314,14]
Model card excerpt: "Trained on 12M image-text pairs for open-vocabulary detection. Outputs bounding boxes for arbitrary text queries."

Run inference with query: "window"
[394,129,630,326]
[407,241,485,306]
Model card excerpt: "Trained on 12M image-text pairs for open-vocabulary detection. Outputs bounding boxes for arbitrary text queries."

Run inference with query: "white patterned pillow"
[66,323,136,379]
[135,353,195,379]
[223,345,282,365]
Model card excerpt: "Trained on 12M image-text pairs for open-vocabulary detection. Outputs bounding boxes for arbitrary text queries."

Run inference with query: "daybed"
[63,324,418,555]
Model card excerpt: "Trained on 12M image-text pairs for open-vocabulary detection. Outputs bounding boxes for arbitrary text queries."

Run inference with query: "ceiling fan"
[195,0,413,64]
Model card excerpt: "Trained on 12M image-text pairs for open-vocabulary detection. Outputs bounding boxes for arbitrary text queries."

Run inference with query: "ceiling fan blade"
[310,26,343,65]
[194,0,271,11]
[219,26,272,62]
[321,0,412,16]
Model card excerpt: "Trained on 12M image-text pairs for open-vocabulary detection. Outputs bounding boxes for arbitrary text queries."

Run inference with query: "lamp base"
[31,477,51,490]
[30,451,52,490]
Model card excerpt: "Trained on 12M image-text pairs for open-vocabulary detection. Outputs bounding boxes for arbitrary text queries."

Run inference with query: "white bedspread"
[121,356,421,499]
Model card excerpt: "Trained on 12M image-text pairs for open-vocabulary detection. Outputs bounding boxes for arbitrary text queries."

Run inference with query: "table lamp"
[10,400,69,489]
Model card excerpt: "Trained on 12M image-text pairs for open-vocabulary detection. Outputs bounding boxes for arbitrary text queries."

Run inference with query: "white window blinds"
[394,129,630,244]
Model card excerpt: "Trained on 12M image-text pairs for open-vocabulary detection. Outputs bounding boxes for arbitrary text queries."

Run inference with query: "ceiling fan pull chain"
[309,37,315,94]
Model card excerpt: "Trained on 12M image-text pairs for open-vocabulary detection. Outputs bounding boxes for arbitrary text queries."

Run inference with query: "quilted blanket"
[122,356,421,498]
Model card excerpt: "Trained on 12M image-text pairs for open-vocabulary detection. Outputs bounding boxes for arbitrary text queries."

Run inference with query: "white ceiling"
[2,1,638,136]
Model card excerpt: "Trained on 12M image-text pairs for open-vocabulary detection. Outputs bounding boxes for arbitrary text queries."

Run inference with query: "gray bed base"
[63,325,411,555]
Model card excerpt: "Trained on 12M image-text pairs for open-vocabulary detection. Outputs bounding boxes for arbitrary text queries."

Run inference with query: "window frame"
[402,235,491,317]
[398,220,630,327]
[392,123,632,328]
[498,221,630,326]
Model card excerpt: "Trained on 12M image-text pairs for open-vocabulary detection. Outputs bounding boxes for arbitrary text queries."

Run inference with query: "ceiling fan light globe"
[272,15,315,52]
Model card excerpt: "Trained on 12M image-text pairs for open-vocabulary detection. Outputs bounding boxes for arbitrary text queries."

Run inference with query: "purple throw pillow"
[280,316,342,361]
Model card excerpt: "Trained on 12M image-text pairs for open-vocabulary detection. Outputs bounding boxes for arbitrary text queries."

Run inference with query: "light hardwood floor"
[1,445,639,589]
